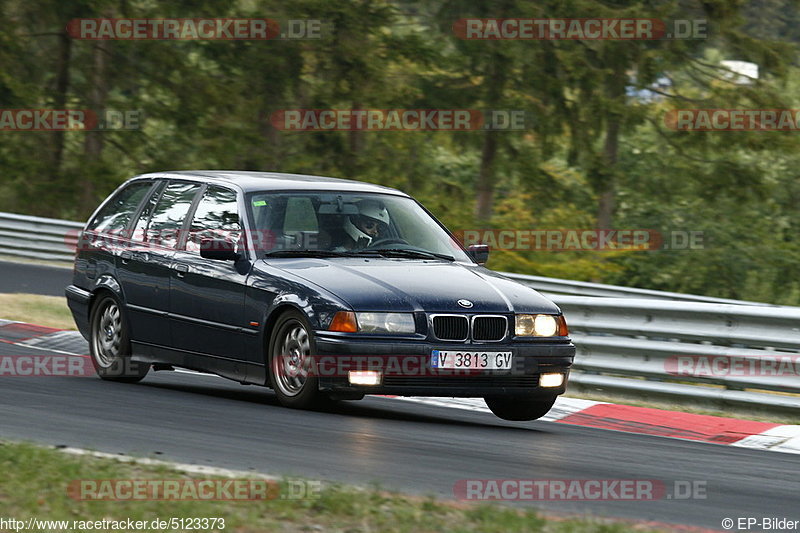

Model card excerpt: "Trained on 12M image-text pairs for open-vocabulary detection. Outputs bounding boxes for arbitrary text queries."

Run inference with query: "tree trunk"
[476,131,499,220]
[255,95,283,170]
[475,51,508,221]
[50,30,72,186]
[596,60,626,230]
[596,118,619,230]
[81,39,112,213]
[347,100,364,173]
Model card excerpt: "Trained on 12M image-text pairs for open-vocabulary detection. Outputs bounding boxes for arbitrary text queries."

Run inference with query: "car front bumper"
[313,333,575,397]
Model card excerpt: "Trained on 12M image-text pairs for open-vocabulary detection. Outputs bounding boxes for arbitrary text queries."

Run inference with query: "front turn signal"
[556,315,569,336]
[329,311,358,333]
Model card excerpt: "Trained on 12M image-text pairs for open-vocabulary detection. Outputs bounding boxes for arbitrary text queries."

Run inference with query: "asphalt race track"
[1,261,798,530]
[0,260,72,296]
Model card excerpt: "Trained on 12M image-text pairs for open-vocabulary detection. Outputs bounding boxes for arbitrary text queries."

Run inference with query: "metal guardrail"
[501,271,770,306]
[0,212,83,263]
[0,211,797,412]
[553,295,800,412]
[503,274,800,411]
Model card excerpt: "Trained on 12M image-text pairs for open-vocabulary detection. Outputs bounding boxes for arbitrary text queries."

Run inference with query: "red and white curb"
[1,319,798,455]
[390,396,800,455]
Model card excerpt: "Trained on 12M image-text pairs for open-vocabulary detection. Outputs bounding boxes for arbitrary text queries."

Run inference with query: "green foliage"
[1,0,799,304]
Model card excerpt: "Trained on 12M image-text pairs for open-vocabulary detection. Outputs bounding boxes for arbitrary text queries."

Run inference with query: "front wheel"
[484,396,557,421]
[89,293,149,383]
[268,310,332,409]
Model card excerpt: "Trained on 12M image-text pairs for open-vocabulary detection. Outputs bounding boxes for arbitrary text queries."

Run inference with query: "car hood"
[265,258,561,314]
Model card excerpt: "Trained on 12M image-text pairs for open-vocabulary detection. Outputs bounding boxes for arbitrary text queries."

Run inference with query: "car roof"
[133,170,409,196]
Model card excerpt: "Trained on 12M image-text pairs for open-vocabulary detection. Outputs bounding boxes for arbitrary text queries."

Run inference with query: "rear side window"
[130,181,165,242]
[185,186,241,253]
[87,181,152,235]
[144,182,201,249]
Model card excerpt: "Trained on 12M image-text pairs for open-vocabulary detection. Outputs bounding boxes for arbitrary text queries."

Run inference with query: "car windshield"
[245,191,470,262]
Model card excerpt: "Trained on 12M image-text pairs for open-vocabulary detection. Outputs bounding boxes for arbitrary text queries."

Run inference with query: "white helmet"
[357,199,390,225]
[344,199,390,246]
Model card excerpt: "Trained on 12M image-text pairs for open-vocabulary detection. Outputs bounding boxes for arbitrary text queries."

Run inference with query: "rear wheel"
[89,293,149,383]
[268,310,332,409]
[484,396,557,421]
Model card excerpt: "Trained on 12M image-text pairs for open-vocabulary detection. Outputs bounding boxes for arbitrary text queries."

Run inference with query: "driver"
[342,199,390,249]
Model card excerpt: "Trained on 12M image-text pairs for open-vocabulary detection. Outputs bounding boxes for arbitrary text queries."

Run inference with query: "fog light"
[348,370,382,386]
[540,373,564,388]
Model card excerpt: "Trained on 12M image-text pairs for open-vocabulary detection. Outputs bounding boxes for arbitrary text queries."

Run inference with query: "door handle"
[120,251,132,264]
[174,263,189,277]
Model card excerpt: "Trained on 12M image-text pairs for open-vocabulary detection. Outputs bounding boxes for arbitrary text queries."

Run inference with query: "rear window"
[87,181,152,235]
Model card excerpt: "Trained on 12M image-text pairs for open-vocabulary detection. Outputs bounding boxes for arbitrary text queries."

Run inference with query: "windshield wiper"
[263,250,350,258]
[263,248,455,261]
[360,248,455,261]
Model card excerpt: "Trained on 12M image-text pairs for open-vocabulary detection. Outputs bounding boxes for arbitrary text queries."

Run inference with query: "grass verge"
[0,254,73,269]
[0,441,660,533]
[0,293,75,330]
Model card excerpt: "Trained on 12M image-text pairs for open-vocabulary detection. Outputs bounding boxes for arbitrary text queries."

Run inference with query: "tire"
[89,293,149,383]
[268,310,332,409]
[484,396,557,421]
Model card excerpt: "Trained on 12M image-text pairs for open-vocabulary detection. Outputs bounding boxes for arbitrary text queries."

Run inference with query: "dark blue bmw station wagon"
[66,171,575,421]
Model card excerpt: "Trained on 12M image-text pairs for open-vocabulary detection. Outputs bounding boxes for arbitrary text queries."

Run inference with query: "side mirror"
[200,238,241,261]
[467,244,489,265]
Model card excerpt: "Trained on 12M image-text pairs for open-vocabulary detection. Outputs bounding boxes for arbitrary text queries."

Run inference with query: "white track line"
[58,447,281,480]
[732,425,800,454]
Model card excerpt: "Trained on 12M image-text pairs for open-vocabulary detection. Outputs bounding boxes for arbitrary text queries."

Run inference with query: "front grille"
[383,375,539,388]
[432,315,469,340]
[472,316,507,341]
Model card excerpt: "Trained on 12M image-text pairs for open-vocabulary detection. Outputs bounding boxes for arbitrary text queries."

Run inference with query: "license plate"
[431,350,512,370]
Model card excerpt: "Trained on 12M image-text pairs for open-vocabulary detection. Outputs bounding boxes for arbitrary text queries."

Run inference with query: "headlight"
[515,314,567,337]
[356,312,416,334]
